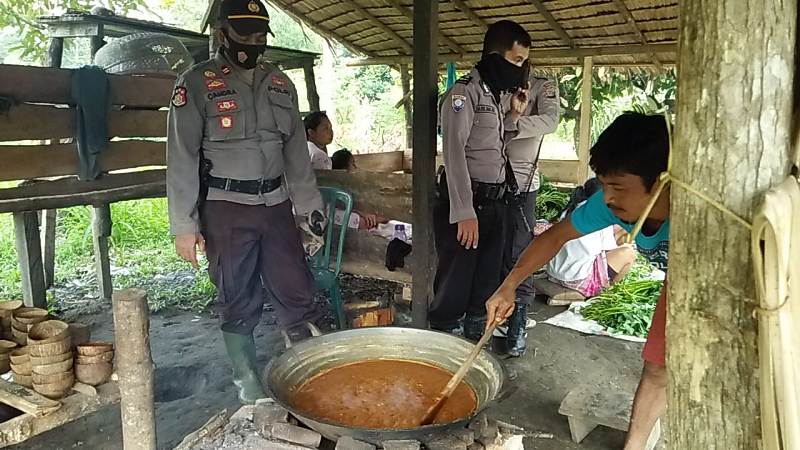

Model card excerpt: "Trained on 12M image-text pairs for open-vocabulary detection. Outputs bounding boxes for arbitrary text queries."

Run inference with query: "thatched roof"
[245,0,678,68]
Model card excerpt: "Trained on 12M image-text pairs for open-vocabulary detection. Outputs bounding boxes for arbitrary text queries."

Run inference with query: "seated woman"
[304,111,333,170]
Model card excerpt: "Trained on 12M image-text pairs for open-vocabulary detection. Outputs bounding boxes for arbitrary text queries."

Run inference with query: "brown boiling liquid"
[289,359,478,429]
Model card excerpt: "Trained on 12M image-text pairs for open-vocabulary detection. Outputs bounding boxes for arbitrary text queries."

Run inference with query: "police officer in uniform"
[167,0,325,404]
[502,72,560,356]
[432,20,531,340]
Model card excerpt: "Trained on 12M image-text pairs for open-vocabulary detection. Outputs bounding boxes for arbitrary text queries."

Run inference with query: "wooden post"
[303,61,321,112]
[400,64,413,149]
[668,0,796,448]
[576,56,593,183]
[46,38,64,68]
[92,205,113,302]
[41,36,63,289]
[13,212,46,308]
[410,0,438,328]
[112,288,157,450]
[40,210,56,289]
[90,24,104,59]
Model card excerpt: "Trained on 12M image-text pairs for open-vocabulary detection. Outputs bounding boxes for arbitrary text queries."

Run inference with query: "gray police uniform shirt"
[439,69,512,224]
[167,52,323,236]
[504,76,560,192]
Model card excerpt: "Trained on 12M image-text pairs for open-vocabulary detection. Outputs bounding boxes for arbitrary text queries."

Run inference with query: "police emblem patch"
[247,0,260,12]
[171,86,187,108]
[219,115,234,129]
[216,99,238,112]
[221,65,232,75]
[543,81,557,98]
[452,94,466,113]
[203,70,217,78]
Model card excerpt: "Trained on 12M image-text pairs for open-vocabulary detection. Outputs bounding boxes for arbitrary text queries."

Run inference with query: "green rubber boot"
[222,331,267,404]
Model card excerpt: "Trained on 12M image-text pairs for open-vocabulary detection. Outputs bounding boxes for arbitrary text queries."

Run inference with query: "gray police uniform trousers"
[503,191,537,305]
[200,199,320,335]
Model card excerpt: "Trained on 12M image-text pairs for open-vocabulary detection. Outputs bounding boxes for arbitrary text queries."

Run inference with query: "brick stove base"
[175,399,549,450]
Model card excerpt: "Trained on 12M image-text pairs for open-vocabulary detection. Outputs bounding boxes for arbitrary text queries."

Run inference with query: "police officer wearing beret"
[432,20,531,340]
[167,0,326,404]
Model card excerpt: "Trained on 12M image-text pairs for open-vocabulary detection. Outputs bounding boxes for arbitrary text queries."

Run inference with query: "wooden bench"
[532,277,586,306]
[559,384,661,449]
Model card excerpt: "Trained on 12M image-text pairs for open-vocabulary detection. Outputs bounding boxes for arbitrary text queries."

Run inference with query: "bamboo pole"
[112,288,157,450]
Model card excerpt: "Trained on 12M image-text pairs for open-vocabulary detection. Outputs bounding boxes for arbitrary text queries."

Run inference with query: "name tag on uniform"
[476,105,495,114]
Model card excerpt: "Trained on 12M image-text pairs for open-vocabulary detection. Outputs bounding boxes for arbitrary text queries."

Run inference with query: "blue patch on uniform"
[452,94,466,113]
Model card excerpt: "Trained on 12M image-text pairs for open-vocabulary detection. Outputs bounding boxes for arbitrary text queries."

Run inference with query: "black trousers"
[430,195,507,330]
[201,200,321,335]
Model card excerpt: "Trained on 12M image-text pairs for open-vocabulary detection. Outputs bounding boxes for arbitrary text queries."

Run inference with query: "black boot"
[506,302,529,357]
[222,331,267,404]
[463,314,487,342]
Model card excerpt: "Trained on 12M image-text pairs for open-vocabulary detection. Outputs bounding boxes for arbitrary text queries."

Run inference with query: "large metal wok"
[264,327,506,444]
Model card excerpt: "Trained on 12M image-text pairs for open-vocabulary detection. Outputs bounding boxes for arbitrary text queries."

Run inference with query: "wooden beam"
[0,384,120,448]
[539,159,580,184]
[399,64,413,149]
[45,22,101,38]
[0,105,166,142]
[609,0,662,69]
[13,212,46,308]
[302,63,321,112]
[450,0,488,31]
[345,43,677,66]
[341,0,412,54]
[527,0,576,48]
[383,0,465,55]
[92,205,113,302]
[0,379,61,418]
[0,141,165,182]
[315,170,411,222]
[351,151,404,172]
[577,56,593,183]
[0,64,174,108]
[411,0,438,328]
[0,170,167,214]
[39,210,57,289]
[264,0,375,57]
[46,38,64,68]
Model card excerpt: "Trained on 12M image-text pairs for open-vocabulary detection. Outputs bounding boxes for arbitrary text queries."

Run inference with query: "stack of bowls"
[10,347,31,387]
[0,301,22,341]
[27,320,74,399]
[0,340,17,374]
[11,307,48,346]
[75,342,114,386]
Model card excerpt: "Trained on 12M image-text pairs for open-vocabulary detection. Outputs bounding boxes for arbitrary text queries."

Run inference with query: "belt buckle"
[257,178,266,197]
[224,178,232,191]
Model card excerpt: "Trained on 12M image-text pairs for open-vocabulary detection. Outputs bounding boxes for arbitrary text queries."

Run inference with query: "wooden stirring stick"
[420,320,500,426]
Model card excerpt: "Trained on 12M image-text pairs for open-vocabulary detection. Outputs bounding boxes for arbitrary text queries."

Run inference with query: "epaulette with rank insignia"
[455,76,472,85]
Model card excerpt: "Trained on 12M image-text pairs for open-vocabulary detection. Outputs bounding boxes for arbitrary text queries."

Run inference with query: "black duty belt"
[471,180,506,201]
[206,175,282,195]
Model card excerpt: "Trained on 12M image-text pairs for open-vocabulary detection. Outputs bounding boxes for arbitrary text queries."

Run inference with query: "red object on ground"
[642,283,667,367]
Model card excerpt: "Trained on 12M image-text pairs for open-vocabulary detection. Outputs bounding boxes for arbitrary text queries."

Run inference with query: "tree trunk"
[669,1,796,449]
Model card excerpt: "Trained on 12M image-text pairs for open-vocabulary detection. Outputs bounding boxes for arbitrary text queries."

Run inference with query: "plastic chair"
[309,187,353,329]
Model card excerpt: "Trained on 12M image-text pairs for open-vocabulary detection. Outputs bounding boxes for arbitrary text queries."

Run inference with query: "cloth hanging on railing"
[71,66,111,181]
[446,62,457,90]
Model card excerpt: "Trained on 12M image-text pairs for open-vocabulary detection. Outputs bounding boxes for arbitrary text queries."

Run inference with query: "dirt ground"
[10,277,645,450]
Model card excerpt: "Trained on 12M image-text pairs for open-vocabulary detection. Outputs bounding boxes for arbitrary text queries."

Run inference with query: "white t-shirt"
[307,142,332,170]
[546,226,617,282]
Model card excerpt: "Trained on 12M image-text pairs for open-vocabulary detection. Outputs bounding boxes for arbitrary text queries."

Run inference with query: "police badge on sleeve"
[452,94,466,113]
[171,86,187,108]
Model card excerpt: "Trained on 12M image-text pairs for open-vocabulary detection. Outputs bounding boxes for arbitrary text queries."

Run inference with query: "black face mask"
[476,53,528,101]
[222,30,266,69]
